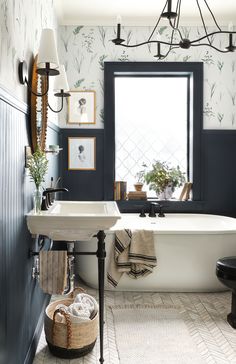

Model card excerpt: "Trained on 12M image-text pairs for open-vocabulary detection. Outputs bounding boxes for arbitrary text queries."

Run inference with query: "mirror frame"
[30,55,48,152]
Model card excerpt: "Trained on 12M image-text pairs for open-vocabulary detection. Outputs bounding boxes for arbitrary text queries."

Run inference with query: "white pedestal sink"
[27,201,121,363]
[26,201,121,241]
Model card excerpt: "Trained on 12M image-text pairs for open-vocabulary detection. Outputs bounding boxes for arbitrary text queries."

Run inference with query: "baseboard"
[24,295,51,364]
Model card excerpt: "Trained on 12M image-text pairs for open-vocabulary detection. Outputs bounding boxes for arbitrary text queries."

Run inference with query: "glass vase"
[158,186,173,200]
[33,188,42,214]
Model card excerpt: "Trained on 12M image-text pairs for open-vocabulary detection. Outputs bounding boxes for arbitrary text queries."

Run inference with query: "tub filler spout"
[148,202,165,218]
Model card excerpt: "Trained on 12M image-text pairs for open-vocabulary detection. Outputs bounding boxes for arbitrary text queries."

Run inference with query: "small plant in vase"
[134,164,147,191]
[144,160,185,199]
[28,147,48,213]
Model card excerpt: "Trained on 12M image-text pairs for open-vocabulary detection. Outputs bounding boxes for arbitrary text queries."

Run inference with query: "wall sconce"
[48,65,71,113]
[19,29,59,96]
[18,29,70,113]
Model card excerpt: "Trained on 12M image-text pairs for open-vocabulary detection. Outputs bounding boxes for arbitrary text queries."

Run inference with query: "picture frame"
[68,90,96,124]
[68,137,96,170]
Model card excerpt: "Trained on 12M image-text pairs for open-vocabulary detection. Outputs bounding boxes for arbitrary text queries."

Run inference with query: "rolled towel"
[74,293,99,317]
[54,303,69,323]
[55,302,91,324]
[67,303,91,323]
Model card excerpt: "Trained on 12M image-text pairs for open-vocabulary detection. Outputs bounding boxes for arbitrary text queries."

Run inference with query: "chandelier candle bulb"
[167,0,172,13]
[228,22,234,32]
[117,15,122,39]
[116,15,122,25]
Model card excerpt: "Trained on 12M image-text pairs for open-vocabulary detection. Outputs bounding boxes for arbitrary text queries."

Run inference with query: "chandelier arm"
[169,19,184,40]
[116,40,179,48]
[176,0,182,28]
[157,46,177,60]
[168,0,184,41]
[191,43,229,53]
[203,0,222,31]
[164,46,179,57]
[162,39,174,60]
[148,0,168,42]
[190,30,236,44]
[196,0,212,45]
[169,0,181,29]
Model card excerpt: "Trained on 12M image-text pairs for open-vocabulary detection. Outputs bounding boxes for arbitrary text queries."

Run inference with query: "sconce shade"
[37,29,59,75]
[53,65,69,91]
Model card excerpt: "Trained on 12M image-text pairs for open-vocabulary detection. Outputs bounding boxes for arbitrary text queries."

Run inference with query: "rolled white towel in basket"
[74,293,99,317]
[55,293,98,323]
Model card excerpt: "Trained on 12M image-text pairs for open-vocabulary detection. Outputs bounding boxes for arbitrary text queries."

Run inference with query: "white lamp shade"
[37,29,59,70]
[53,65,69,91]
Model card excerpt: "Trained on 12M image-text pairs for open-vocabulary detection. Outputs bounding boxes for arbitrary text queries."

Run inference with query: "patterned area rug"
[111,304,205,364]
[33,290,236,364]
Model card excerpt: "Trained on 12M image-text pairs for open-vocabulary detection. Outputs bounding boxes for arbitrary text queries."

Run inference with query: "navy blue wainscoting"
[59,127,236,216]
[0,86,60,364]
[60,129,104,201]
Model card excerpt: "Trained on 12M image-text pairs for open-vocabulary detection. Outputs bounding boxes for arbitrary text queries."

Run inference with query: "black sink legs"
[96,230,106,363]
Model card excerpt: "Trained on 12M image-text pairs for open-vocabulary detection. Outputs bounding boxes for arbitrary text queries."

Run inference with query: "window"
[104,62,203,204]
[115,76,189,198]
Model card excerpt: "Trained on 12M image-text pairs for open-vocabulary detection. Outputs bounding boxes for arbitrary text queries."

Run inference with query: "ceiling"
[54,0,236,26]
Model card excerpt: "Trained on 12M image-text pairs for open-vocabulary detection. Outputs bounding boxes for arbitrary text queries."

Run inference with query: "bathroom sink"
[26,201,121,241]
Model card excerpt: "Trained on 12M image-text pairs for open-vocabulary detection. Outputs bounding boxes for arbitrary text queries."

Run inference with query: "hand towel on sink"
[39,250,67,294]
[107,229,157,288]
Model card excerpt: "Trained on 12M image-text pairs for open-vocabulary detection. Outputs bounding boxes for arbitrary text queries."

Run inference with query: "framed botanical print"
[68,90,96,124]
[68,137,96,170]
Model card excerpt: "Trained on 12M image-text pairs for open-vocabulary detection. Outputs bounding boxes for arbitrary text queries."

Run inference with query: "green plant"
[135,163,147,183]
[28,147,48,189]
[144,160,185,195]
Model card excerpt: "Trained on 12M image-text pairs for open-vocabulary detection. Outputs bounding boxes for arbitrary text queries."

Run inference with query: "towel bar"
[30,251,97,256]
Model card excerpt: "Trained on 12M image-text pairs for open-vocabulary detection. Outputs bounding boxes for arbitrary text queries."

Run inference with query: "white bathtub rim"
[106,213,236,235]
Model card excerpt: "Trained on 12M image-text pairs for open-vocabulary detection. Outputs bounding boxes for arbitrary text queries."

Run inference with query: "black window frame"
[104,62,203,212]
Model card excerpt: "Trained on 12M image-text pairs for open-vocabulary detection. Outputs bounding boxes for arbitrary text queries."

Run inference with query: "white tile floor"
[33,285,236,364]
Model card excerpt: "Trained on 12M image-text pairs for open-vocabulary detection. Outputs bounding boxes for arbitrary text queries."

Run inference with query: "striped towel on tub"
[107,229,157,288]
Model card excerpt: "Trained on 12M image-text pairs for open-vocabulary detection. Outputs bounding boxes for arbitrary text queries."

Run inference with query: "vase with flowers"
[28,147,48,213]
[144,160,185,199]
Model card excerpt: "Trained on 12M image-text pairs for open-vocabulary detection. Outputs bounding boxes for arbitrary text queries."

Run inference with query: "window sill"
[116,200,205,213]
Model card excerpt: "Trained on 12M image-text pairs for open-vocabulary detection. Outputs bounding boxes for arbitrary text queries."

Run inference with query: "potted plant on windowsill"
[144,160,185,199]
[134,164,147,191]
[28,147,48,213]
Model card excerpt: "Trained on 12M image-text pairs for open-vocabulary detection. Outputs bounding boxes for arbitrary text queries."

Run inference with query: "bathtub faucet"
[149,202,165,218]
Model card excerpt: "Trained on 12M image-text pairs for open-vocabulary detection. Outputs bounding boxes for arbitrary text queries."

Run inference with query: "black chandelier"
[112,0,236,59]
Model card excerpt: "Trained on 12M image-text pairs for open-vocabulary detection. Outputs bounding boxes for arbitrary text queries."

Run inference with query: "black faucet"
[149,202,158,217]
[158,204,165,217]
[148,202,165,217]
[41,188,68,210]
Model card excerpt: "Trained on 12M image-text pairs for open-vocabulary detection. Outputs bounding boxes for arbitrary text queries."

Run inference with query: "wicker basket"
[44,298,98,359]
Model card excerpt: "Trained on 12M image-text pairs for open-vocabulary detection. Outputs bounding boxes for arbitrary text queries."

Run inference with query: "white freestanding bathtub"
[76,214,236,292]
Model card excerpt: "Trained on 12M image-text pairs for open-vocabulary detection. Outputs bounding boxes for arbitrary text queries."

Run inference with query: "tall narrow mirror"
[30,55,48,152]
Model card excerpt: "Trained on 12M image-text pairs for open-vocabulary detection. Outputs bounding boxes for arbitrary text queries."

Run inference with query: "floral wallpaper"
[0,0,57,103]
[59,25,236,130]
